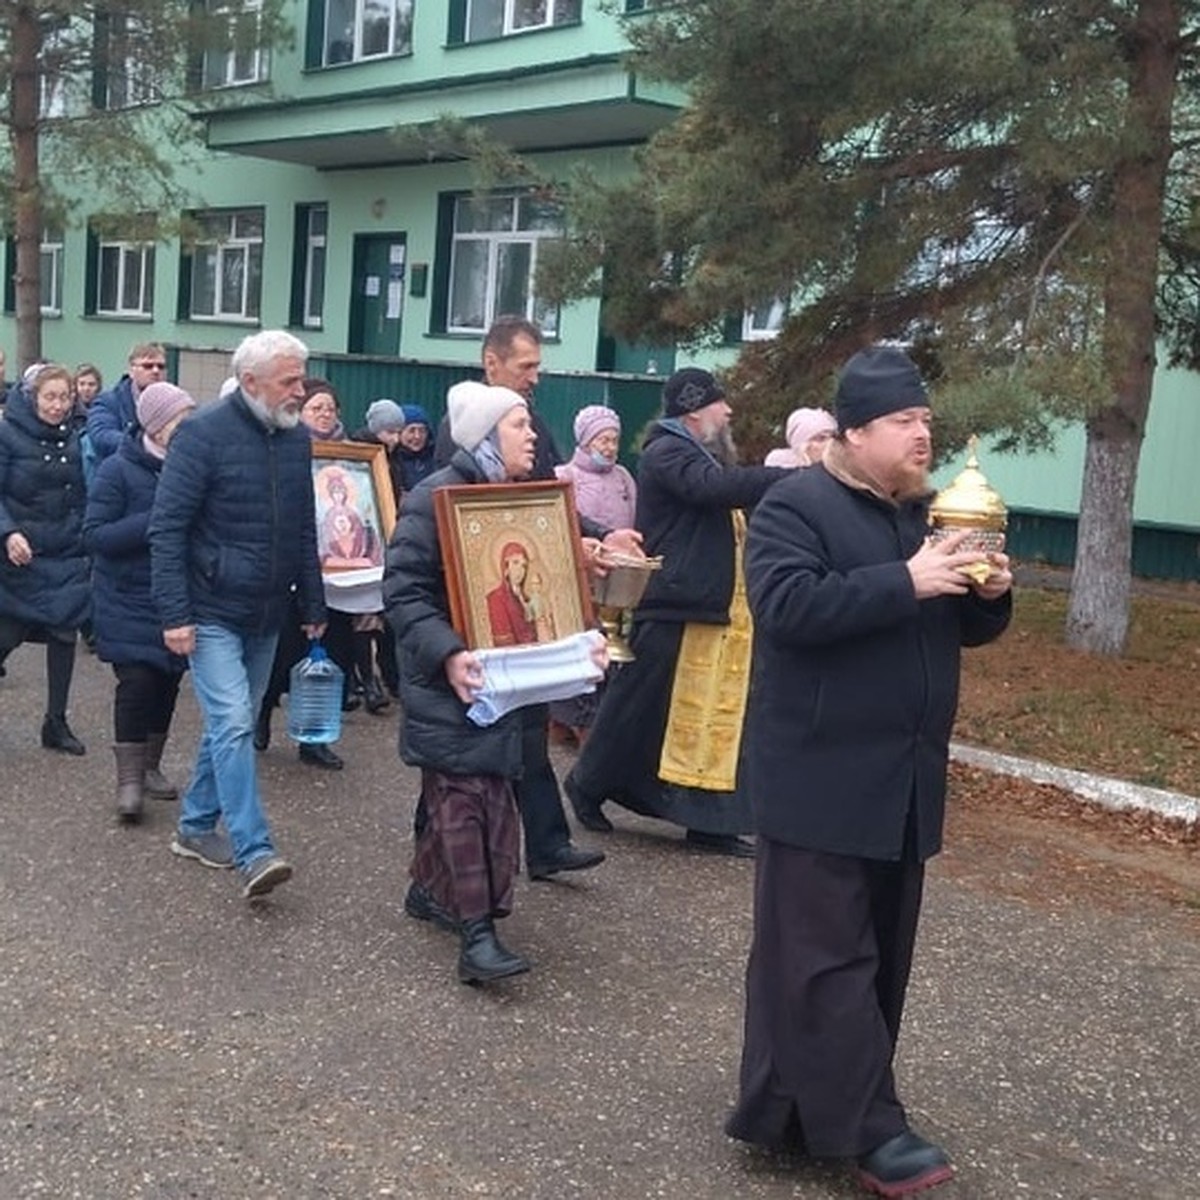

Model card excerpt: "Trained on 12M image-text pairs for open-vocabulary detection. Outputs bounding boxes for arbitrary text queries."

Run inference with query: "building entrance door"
[349,233,407,355]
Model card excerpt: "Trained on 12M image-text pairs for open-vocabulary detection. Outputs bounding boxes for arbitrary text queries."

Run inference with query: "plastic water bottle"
[286,640,344,745]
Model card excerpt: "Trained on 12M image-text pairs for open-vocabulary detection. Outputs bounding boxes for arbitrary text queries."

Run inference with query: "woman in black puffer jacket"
[0,365,91,754]
[84,382,197,822]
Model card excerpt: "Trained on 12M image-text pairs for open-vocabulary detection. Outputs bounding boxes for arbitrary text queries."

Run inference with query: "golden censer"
[928,436,1007,585]
[590,551,663,663]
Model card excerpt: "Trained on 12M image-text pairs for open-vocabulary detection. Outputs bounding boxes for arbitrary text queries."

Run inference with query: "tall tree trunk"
[9,5,43,370]
[1065,0,1180,656]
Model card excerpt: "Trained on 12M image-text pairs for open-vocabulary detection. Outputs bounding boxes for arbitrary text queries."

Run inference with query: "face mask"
[589,450,613,470]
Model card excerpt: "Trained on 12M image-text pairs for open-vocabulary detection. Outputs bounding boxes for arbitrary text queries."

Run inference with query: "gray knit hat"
[366,398,406,435]
[447,381,527,451]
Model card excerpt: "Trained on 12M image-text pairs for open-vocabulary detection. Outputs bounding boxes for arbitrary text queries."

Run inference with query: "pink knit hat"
[785,407,837,450]
[573,404,620,449]
[136,381,196,437]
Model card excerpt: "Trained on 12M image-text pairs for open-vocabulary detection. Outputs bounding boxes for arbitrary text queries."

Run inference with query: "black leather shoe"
[563,771,613,833]
[458,917,530,984]
[527,843,605,881]
[299,743,343,770]
[685,830,756,858]
[41,714,85,756]
[856,1131,953,1197]
[342,693,362,713]
[253,709,271,752]
[404,883,459,933]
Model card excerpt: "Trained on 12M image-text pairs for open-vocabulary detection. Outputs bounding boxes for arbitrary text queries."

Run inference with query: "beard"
[244,391,301,430]
[889,460,931,501]
[700,424,739,466]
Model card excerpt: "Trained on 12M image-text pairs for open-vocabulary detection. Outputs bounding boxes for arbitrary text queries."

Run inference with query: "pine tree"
[0,1,287,369]
[543,0,1199,655]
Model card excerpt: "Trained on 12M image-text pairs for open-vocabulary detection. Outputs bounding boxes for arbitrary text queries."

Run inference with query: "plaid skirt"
[410,769,521,923]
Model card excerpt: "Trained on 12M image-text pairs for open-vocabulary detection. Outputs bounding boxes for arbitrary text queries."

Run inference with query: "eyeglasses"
[136,361,167,371]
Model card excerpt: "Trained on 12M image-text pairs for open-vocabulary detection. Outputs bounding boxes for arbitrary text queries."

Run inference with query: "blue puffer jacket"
[87,374,137,462]
[83,433,188,673]
[148,391,326,636]
[0,388,90,631]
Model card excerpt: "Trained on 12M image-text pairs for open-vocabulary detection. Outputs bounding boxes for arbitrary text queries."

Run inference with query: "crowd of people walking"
[1,322,1012,1198]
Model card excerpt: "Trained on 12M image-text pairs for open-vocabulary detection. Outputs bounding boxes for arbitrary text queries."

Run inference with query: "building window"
[454,0,580,42]
[184,208,263,322]
[40,231,65,316]
[291,203,327,328]
[98,238,155,317]
[445,192,562,336]
[202,0,267,88]
[742,298,787,341]
[321,0,413,65]
[99,12,158,109]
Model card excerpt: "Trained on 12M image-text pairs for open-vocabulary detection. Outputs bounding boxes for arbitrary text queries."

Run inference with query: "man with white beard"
[565,368,788,855]
[149,330,326,901]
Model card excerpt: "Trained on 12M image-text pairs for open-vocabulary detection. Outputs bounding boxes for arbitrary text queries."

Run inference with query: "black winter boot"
[457,917,531,984]
[113,742,146,823]
[142,732,178,800]
[42,714,85,756]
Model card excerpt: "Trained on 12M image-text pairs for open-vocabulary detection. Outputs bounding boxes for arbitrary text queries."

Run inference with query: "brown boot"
[113,742,147,824]
[143,732,178,800]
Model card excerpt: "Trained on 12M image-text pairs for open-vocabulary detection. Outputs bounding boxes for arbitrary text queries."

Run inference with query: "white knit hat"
[447,380,527,452]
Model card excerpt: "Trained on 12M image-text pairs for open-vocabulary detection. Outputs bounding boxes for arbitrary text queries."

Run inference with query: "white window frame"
[104,12,157,109]
[446,192,562,337]
[97,239,155,318]
[302,204,327,328]
[464,0,580,40]
[188,208,264,322]
[322,0,413,65]
[40,231,65,316]
[202,0,266,89]
[742,297,787,341]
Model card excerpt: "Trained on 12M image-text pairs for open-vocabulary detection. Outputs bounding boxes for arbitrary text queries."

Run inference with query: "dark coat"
[742,463,1011,863]
[83,433,188,673]
[634,419,787,624]
[0,388,90,630]
[87,374,137,461]
[148,390,325,637]
[396,438,436,493]
[382,450,524,779]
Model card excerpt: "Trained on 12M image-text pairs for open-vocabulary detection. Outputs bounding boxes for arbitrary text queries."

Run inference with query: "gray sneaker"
[171,829,234,869]
[240,855,293,899]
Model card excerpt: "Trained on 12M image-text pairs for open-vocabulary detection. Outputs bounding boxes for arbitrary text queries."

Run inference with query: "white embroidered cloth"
[467,630,607,727]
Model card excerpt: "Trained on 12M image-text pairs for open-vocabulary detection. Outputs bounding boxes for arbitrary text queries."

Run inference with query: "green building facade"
[3,0,1196,577]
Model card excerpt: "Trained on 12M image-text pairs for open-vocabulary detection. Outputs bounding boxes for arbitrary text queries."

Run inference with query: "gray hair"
[231,330,308,379]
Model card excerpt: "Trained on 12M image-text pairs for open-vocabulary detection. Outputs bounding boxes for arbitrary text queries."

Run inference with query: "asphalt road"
[1,645,1196,1199]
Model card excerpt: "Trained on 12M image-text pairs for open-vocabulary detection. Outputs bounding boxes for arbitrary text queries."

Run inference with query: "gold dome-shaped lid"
[929,436,1007,531]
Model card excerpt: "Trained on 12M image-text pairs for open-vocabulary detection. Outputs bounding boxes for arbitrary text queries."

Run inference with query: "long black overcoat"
[634,420,786,625]
[742,464,1011,862]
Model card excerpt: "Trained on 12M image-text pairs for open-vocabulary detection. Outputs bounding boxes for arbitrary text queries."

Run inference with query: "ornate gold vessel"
[590,551,663,662]
[929,436,1007,585]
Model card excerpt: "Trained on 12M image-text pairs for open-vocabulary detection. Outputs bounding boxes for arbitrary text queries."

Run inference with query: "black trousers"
[112,662,183,743]
[513,703,573,866]
[726,835,925,1158]
[0,618,76,718]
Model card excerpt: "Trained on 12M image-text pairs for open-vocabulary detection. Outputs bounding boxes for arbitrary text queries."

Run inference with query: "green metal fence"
[307,352,667,466]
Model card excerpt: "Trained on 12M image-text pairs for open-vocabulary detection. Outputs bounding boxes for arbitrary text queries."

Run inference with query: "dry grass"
[956,586,1200,797]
